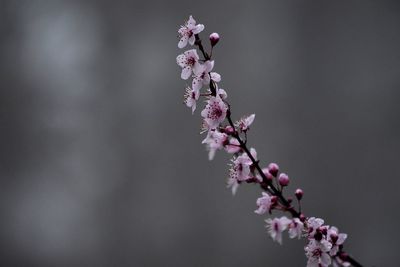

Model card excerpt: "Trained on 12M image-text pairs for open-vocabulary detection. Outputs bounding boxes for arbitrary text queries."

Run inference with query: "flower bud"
[268,163,279,177]
[262,167,274,182]
[278,173,289,186]
[209,32,220,46]
[299,213,306,222]
[295,188,303,200]
[224,125,235,135]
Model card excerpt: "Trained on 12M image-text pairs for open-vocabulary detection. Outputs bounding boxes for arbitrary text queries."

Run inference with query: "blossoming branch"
[176,15,363,267]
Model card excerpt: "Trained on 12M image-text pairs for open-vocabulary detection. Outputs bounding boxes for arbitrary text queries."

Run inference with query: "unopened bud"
[268,163,279,177]
[224,125,235,135]
[262,167,274,181]
[278,173,289,186]
[209,32,220,46]
[295,188,303,200]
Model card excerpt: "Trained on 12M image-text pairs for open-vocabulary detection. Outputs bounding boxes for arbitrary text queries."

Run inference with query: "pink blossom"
[327,226,347,256]
[192,60,214,91]
[305,239,332,267]
[307,217,325,237]
[201,96,228,129]
[229,153,252,182]
[217,88,227,99]
[177,15,205,48]
[235,114,255,132]
[183,86,200,113]
[176,49,201,80]
[288,218,304,239]
[265,216,291,244]
[254,192,273,215]
[202,130,228,160]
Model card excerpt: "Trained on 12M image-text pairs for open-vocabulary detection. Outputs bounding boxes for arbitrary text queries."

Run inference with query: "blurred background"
[1,0,400,266]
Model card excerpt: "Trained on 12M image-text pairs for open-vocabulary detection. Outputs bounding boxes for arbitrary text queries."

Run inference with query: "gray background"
[1,0,399,266]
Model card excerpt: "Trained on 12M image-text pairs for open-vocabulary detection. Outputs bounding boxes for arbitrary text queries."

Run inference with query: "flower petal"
[178,36,188,48]
[181,66,192,80]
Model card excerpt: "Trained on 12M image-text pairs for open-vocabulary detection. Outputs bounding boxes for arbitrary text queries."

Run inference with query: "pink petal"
[210,72,221,82]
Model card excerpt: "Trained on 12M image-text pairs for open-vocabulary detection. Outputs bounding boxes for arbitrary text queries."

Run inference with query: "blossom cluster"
[176,15,356,267]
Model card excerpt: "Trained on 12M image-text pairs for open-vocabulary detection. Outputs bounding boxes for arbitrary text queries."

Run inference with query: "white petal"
[210,72,221,82]
[205,60,214,72]
[178,36,188,48]
[320,253,331,266]
[188,35,196,45]
[203,73,210,85]
[192,77,203,91]
[188,15,196,26]
[193,24,204,34]
[176,54,187,67]
[181,66,192,80]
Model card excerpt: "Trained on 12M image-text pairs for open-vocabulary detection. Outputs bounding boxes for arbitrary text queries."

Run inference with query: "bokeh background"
[1,0,400,266]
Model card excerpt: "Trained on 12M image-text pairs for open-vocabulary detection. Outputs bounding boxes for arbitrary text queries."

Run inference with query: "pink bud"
[278,173,289,186]
[295,188,303,200]
[299,213,306,222]
[268,163,279,177]
[209,32,220,46]
[262,167,274,181]
[224,125,235,135]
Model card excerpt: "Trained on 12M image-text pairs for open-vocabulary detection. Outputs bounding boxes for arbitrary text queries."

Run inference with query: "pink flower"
[235,114,255,132]
[228,148,257,183]
[327,226,347,256]
[305,239,332,267]
[307,217,325,237]
[254,192,273,215]
[177,49,201,80]
[201,96,228,129]
[229,153,252,182]
[177,15,205,48]
[192,60,214,91]
[202,130,228,160]
[183,86,200,113]
[288,218,304,239]
[265,216,291,244]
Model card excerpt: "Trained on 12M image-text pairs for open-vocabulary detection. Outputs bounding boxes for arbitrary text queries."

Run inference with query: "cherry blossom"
[178,15,205,48]
[229,153,252,182]
[176,49,201,80]
[192,60,214,91]
[305,239,332,267]
[235,114,255,132]
[183,86,200,113]
[254,192,273,215]
[201,96,228,129]
[202,129,228,160]
[327,227,347,256]
[288,218,304,239]
[307,217,325,237]
[265,216,291,244]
